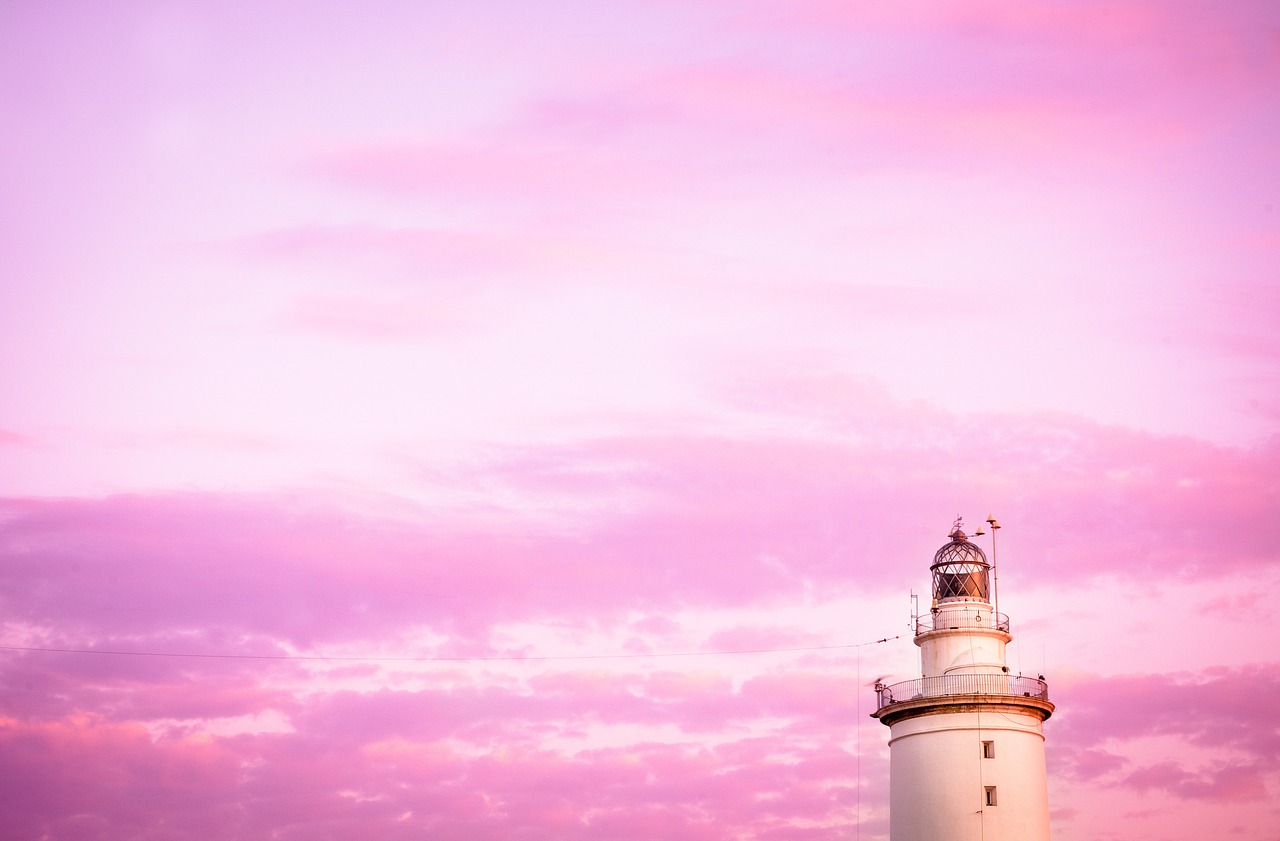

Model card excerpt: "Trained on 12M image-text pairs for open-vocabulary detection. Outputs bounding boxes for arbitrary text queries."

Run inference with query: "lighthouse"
[872,520,1053,841]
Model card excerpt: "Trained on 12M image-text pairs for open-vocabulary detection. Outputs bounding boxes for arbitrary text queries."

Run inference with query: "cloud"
[309,0,1279,221]
[0,686,870,841]
[1057,666,1280,758]
[0,649,301,724]
[3,429,1271,833]
[1051,665,1280,803]
[0,714,243,841]
[1122,760,1268,803]
[0,429,30,447]
[2,400,1276,653]
[1,3,1276,840]
[241,225,528,282]
[282,293,474,340]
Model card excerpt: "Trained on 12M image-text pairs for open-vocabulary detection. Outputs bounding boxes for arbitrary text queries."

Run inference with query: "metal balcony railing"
[874,674,1049,712]
[914,609,1009,636]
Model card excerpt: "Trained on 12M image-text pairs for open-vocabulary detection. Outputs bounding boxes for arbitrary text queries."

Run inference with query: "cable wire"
[0,636,902,664]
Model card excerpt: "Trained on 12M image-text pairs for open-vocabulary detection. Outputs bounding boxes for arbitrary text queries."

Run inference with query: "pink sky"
[2,1,1278,839]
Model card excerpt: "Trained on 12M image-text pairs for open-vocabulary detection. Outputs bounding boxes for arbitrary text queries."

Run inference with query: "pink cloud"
[23,413,1269,831]
[0,710,869,840]
[701,624,824,653]
[283,294,472,340]
[1063,666,1280,755]
[308,0,1277,222]
[0,714,243,840]
[1055,746,1129,782]
[1050,665,1280,803]
[0,429,31,446]
[1123,760,1268,803]
[2,405,1276,657]
[238,224,533,292]
[0,651,300,724]
[1,4,1277,840]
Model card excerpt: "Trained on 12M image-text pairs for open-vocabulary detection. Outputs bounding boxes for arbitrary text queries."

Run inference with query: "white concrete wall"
[918,626,1010,679]
[888,709,1050,841]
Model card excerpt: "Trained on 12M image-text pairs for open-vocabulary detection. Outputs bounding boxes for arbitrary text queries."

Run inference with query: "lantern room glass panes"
[934,567,989,600]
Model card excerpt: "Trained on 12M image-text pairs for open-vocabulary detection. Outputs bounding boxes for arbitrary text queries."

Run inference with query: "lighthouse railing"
[914,609,1010,636]
[874,674,1049,711]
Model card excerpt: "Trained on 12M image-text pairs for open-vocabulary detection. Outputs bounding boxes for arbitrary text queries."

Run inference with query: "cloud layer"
[1,1,1278,839]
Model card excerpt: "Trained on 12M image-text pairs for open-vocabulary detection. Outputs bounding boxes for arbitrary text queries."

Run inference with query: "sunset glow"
[2,2,1278,839]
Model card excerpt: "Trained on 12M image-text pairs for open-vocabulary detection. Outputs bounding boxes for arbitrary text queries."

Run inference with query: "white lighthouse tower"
[872,520,1053,841]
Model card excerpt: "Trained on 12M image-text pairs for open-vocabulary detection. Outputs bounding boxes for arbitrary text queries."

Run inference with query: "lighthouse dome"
[930,530,990,602]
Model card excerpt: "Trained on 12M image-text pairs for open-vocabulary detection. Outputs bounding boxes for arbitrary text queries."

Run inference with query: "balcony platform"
[872,674,1054,726]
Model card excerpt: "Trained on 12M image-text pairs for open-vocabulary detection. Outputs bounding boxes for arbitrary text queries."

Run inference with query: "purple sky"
[2,1,1279,839]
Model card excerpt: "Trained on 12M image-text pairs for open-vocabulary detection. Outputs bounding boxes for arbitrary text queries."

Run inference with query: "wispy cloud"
[2,1,1278,839]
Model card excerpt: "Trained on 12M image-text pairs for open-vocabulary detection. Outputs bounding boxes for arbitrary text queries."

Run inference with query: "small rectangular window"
[982,740,995,759]
[985,786,998,807]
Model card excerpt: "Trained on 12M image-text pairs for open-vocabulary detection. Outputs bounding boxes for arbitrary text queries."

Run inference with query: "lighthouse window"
[985,787,998,807]
[934,568,989,600]
[982,740,995,759]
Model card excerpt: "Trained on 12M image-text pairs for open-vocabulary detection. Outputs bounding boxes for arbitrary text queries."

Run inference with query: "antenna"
[986,514,1001,620]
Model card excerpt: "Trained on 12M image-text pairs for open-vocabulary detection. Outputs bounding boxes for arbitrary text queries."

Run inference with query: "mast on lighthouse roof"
[873,518,1054,841]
